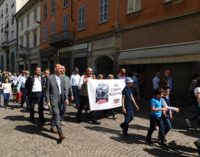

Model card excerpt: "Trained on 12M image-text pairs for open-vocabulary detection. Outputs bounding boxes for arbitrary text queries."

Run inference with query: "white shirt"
[32,76,42,92]
[2,83,12,94]
[152,76,160,90]
[70,74,80,86]
[55,75,61,94]
[18,75,26,89]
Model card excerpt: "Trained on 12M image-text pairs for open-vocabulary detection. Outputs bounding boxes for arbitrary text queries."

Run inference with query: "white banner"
[87,79,126,111]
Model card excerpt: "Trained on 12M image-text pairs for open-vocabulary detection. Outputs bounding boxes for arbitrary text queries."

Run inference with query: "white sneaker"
[61,121,66,126]
[185,119,192,128]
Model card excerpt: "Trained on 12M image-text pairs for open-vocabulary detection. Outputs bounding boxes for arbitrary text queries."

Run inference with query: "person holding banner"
[76,67,101,125]
[120,77,139,136]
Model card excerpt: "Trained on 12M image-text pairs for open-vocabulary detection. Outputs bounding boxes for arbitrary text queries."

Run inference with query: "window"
[5,4,8,14]
[78,6,85,31]
[11,17,14,25]
[63,14,68,31]
[27,14,30,27]
[43,26,48,42]
[99,0,108,23]
[1,24,3,32]
[20,36,23,47]
[21,19,23,31]
[64,0,68,8]
[11,30,14,40]
[34,8,37,22]
[51,21,56,34]
[1,10,3,18]
[51,0,56,15]
[26,34,29,48]
[11,1,14,8]
[33,30,37,47]
[44,1,48,18]
[127,0,141,14]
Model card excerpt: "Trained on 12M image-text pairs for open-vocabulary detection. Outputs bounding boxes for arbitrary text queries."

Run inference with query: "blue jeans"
[3,93,10,101]
[72,86,80,107]
[163,117,172,135]
[121,109,134,134]
[147,116,165,142]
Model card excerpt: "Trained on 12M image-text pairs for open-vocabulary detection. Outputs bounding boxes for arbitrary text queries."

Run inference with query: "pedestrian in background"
[1,77,12,108]
[70,67,80,109]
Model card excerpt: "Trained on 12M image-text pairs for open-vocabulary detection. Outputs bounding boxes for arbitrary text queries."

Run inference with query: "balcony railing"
[1,41,8,49]
[50,30,74,47]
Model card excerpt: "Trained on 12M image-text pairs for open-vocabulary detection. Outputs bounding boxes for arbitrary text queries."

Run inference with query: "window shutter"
[127,0,141,14]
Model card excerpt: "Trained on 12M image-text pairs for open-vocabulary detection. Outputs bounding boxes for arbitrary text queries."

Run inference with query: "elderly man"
[46,64,68,143]
[76,67,100,125]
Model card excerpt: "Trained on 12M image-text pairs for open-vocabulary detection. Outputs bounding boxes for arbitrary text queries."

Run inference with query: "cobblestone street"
[0,101,199,157]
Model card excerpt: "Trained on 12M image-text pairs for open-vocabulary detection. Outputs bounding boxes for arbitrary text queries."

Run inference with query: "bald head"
[86,67,93,77]
[54,64,62,76]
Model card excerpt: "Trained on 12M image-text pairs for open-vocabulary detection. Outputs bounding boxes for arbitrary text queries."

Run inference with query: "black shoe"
[146,139,153,145]
[76,116,82,123]
[91,120,101,125]
[194,141,200,149]
[30,117,36,124]
[57,134,65,144]
[123,132,129,136]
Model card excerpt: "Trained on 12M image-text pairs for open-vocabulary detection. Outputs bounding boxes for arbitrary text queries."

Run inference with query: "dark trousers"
[72,86,80,107]
[76,96,96,121]
[147,116,165,142]
[121,109,134,134]
[30,92,44,123]
[51,96,63,135]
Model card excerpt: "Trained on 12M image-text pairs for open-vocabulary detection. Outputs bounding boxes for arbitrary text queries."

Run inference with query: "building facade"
[0,0,28,72]
[38,0,200,104]
[40,0,121,75]
[15,0,41,73]
[117,0,200,104]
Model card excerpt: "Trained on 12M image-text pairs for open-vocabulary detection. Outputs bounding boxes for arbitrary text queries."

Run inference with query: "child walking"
[120,77,139,136]
[1,77,12,108]
[161,88,179,138]
[146,88,168,146]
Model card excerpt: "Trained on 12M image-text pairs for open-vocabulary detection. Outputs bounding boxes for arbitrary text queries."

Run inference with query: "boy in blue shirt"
[146,88,168,146]
[120,77,139,136]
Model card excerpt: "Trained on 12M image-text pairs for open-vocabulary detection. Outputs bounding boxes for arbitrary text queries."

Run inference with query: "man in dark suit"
[25,67,44,125]
[46,64,68,143]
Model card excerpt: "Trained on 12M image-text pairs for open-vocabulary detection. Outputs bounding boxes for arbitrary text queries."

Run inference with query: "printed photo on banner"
[87,79,125,111]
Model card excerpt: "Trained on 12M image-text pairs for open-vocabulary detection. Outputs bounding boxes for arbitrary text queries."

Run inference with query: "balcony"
[18,45,31,57]
[1,41,8,50]
[50,30,74,48]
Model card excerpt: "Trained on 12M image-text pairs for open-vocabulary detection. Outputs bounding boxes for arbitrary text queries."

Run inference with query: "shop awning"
[118,41,200,64]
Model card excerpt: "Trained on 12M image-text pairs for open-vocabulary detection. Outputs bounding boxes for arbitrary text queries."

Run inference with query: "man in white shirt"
[25,67,44,125]
[70,67,80,108]
[76,67,101,125]
[152,72,160,91]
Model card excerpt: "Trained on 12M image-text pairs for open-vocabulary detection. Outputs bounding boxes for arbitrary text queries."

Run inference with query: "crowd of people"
[0,66,199,153]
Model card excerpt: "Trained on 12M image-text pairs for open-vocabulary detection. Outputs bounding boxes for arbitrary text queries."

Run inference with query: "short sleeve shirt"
[150,97,163,118]
[122,86,133,109]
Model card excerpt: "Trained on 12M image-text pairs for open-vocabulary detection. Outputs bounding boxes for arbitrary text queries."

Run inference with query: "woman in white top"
[1,77,12,108]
